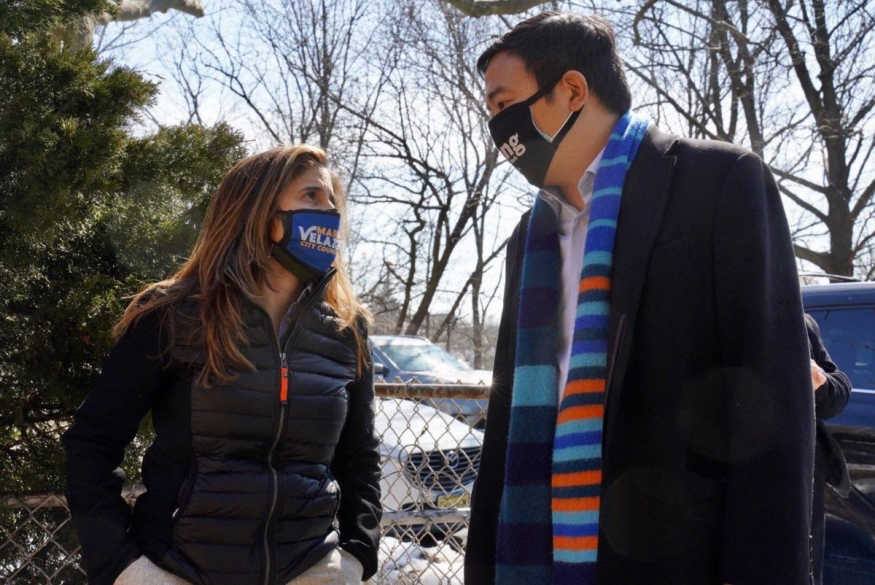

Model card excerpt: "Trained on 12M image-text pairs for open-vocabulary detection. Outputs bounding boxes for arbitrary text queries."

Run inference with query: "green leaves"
[0,1,113,38]
[0,2,246,492]
[108,123,246,282]
[0,34,156,246]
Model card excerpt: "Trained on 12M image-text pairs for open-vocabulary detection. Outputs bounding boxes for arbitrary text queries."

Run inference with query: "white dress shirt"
[537,149,604,401]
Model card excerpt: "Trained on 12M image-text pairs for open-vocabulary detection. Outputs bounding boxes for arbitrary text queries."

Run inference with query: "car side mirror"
[373,362,388,377]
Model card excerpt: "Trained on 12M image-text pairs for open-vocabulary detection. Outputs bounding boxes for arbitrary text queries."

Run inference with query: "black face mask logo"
[488,75,582,188]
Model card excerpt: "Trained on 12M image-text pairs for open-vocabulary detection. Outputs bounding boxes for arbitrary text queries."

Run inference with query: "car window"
[808,307,875,390]
[375,342,471,372]
[370,349,387,367]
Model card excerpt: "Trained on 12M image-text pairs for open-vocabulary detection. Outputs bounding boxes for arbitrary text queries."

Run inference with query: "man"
[806,313,852,585]
[465,11,814,585]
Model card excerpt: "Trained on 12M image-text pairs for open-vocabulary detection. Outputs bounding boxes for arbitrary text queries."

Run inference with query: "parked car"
[374,397,483,544]
[803,282,875,429]
[370,335,490,427]
[802,281,875,583]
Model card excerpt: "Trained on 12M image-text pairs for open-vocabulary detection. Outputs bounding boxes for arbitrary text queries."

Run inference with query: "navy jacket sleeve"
[62,309,170,585]
[713,153,813,585]
[805,313,852,420]
[331,325,382,581]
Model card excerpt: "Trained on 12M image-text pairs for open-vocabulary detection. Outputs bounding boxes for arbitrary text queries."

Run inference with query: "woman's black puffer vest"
[63,283,381,585]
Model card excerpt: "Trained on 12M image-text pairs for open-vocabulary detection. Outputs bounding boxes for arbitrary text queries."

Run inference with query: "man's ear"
[561,70,589,111]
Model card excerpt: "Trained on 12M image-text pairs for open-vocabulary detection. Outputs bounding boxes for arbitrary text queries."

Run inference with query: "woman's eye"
[497,101,506,111]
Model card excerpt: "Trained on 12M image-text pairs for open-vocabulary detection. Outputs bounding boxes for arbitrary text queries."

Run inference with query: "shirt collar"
[585,147,604,177]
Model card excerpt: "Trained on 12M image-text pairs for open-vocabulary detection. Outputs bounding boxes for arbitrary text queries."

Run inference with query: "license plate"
[436,492,470,508]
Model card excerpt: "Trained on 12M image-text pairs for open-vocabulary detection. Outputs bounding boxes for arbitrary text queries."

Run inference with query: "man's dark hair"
[477,11,631,114]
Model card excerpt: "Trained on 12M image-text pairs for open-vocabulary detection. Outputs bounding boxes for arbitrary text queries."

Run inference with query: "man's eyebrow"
[486,85,507,102]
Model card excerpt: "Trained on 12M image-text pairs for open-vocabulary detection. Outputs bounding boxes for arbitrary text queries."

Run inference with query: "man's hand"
[811,359,827,391]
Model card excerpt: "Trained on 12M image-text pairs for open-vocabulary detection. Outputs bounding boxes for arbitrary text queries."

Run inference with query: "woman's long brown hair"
[113,145,372,387]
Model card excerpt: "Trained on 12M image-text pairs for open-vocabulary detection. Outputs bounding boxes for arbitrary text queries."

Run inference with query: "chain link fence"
[0,382,489,585]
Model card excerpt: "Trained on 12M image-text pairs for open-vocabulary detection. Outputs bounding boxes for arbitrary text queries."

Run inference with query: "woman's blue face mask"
[270,209,340,283]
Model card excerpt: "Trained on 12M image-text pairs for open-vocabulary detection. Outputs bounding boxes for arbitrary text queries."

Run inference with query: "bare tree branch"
[794,244,830,270]
[443,0,549,17]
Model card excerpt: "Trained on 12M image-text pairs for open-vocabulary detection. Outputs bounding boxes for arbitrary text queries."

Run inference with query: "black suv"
[803,282,875,428]
[802,281,875,582]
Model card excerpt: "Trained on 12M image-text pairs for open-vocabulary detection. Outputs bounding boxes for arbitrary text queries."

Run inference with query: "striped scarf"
[495,112,649,585]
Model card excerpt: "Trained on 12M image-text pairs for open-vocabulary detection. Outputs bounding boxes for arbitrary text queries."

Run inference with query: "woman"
[63,145,381,585]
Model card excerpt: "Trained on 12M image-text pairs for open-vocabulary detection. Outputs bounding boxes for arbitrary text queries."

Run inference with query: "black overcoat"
[466,127,813,585]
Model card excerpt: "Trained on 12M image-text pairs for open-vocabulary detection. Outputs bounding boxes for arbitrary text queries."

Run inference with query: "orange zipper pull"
[280,353,288,404]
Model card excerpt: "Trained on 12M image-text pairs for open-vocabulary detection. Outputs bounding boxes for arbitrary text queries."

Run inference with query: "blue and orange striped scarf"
[495,112,649,585]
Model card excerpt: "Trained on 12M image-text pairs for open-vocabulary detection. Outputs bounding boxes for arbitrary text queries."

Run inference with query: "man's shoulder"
[660,129,755,166]
[646,126,760,173]
[644,128,772,198]
[804,312,820,336]
[501,210,532,275]
[508,210,531,247]
[514,209,531,232]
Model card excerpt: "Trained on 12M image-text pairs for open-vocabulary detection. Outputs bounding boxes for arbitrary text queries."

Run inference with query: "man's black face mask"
[488,75,582,188]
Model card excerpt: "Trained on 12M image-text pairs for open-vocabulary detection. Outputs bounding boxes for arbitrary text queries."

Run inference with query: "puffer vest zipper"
[163,275,357,585]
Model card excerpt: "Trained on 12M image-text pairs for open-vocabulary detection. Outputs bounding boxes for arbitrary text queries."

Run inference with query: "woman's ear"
[270,215,285,244]
[562,70,589,111]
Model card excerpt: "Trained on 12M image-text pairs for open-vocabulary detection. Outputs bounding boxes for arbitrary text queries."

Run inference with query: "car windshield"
[808,307,875,390]
[377,342,472,373]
